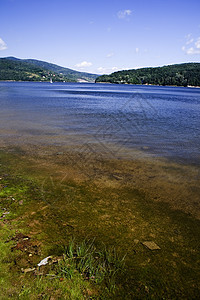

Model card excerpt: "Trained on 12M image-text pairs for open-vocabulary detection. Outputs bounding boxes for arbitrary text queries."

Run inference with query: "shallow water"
[0,82,199,164]
[1,82,200,298]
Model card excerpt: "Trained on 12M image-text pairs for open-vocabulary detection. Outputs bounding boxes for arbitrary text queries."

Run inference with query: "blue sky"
[0,0,200,74]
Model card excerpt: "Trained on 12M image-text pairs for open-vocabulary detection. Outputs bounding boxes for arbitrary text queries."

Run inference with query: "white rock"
[37,256,52,267]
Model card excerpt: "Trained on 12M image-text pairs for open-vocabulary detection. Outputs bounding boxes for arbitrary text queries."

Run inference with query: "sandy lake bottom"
[0,141,200,299]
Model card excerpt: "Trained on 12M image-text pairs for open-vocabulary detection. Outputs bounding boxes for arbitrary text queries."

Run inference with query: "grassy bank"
[0,159,126,299]
[0,148,200,299]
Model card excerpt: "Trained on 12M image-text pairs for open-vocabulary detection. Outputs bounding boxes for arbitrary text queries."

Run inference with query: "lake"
[1,83,200,299]
[0,82,199,165]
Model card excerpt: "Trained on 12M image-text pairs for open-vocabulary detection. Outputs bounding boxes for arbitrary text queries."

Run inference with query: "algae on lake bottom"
[0,147,200,299]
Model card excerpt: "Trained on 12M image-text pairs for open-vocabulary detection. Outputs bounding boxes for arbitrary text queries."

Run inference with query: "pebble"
[1,211,10,218]
[21,267,35,273]
[142,241,161,250]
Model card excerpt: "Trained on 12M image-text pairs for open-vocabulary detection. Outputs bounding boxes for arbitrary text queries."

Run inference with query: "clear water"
[0,82,199,164]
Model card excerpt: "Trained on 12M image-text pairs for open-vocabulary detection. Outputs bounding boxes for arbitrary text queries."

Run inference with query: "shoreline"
[95,81,200,88]
[1,144,200,298]
[1,80,200,88]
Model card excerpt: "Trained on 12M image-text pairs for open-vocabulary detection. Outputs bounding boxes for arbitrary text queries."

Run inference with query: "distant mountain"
[23,59,98,82]
[95,63,200,87]
[0,57,98,82]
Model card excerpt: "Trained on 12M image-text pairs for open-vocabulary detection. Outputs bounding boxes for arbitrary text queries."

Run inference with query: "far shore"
[1,80,200,88]
[96,81,200,88]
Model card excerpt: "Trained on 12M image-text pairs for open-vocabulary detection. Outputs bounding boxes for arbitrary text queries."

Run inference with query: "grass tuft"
[57,238,125,294]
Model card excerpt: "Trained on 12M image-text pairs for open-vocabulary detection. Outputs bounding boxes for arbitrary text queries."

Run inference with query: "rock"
[112,174,123,180]
[50,257,62,264]
[21,267,35,273]
[12,233,30,241]
[145,285,149,293]
[3,211,10,215]
[142,241,161,250]
[40,206,48,211]
[37,256,52,267]
[149,233,156,238]
[1,211,10,218]
[34,270,44,276]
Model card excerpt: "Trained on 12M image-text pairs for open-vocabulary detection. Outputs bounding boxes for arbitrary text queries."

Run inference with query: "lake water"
[0,82,199,165]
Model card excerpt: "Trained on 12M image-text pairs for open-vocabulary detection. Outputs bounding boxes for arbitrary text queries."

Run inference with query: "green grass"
[0,163,125,299]
[13,238,125,299]
[1,149,200,299]
[58,239,125,290]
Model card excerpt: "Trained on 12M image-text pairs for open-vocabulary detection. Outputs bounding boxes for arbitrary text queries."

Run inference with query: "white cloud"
[97,66,119,74]
[186,38,194,45]
[75,61,92,68]
[106,52,114,58]
[185,34,194,45]
[97,67,107,74]
[182,36,200,55]
[0,38,7,50]
[185,33,192,39]
[135,47,139,53]
[186,47,195,54]
[186,47,200,55]
[195,37,200,49]
[117,9,132,19]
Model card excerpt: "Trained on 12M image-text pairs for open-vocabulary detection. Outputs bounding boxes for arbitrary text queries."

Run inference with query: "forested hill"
[95,63,200,87]
[23,59,97,82]
[0,57,98,82]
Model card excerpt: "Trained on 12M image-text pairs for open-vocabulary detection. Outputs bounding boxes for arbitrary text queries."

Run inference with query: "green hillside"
[0,57,98,82]
[0,58,72,82]
[24,59,98,82]
[95,63,200,87]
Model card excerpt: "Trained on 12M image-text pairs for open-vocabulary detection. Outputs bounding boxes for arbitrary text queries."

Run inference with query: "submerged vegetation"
[95,63,200,86]
[0,149,200,299]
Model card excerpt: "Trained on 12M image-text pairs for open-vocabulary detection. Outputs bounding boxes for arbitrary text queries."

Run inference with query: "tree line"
[95,63,200,87]
[0,58,75,82]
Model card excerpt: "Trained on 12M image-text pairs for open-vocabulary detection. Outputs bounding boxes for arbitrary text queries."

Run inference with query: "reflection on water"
[0,82,199,164]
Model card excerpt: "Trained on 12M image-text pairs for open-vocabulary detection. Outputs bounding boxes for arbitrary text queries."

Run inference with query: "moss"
[0,149,200,299]
[0,154,124,299]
